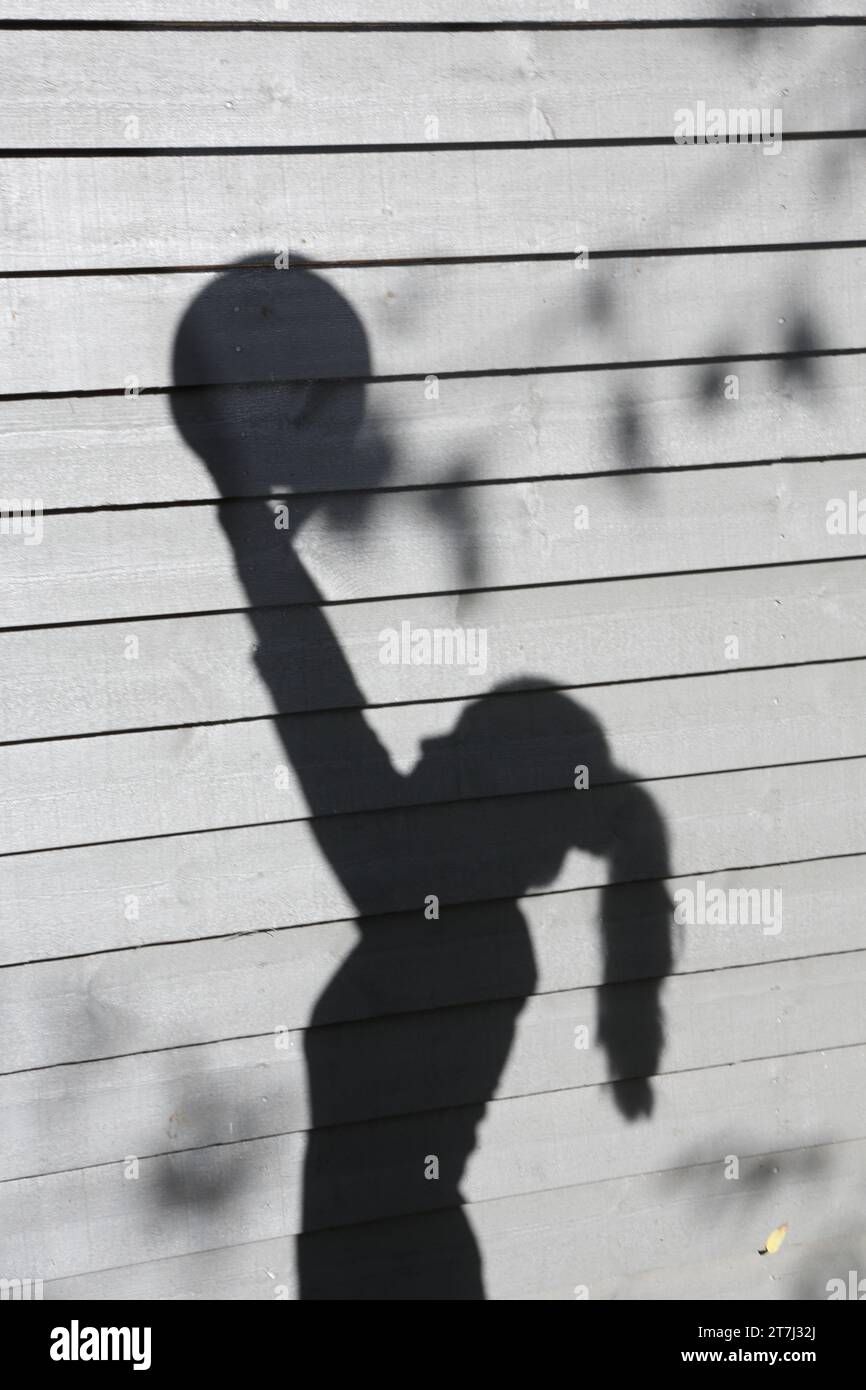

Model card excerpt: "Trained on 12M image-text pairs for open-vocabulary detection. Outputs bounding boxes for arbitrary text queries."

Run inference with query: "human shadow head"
[413,679,672,1117]
[447,678,670,1100]
[413,679,617,885]
[170,253,391,531]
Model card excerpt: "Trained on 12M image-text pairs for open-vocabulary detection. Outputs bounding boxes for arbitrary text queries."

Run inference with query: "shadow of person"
[170,257,672,1299]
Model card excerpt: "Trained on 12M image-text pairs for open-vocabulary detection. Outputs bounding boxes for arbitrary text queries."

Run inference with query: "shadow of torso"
[301,897,536,1299]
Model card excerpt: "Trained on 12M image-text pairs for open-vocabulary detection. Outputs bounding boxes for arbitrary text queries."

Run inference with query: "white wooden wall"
[1,4,865,1300]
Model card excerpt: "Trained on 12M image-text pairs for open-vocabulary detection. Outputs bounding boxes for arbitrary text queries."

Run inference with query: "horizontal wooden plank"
[8,4,864,22]
[1,855,862,1070]
[4,354,864,509]
[4,250,864,394]
[3,947,864,1180]
[3,660,865,854]
[4,139,863,270]
[2,757,864,962]
[591,1230,866,1304]
[41,1137,866,1302]
[2,559,865,742]
[5,461,866,627]
[1,29,859,149]
[1,1045,861,1280]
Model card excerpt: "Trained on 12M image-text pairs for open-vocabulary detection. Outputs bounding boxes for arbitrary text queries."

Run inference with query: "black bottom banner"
[4,1297,859,1376]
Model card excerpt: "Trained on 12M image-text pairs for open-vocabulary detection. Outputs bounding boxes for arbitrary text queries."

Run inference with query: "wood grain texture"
[4,139,863,270]
[1,1045,862,1279]
[40,1152,866,1303]
[2,558,864,742]
[2,6,863,1301]
[2,659,864,854]
[0,855,861,1122]
[7,3,865,21]
[4,354,863,509]
[4,461,866,626]
[1,29,860,149]
[1,756,863,963]
[4,249,864,393]
[2,854,862,1075]
[15,948,865,1134]
[2,930,864,1150]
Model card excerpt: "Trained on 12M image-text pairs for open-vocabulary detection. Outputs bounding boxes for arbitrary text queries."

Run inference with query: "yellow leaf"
[759,1222,788,1256]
